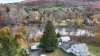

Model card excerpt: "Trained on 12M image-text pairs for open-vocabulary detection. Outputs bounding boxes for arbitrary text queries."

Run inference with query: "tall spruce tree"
[40,21,57,52]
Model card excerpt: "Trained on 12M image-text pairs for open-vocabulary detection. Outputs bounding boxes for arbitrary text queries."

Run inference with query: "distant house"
[55,28,69,36]
[35,30,43,37]
[58,36,71,46]
[69,29,95,42]
[28,30,43,42]
[60,40,90,56]
[34,30,43,41]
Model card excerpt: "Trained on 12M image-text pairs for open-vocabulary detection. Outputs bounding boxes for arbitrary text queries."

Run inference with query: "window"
[66,48,67,50]
[63,42,66,43]
[72,49,73,51]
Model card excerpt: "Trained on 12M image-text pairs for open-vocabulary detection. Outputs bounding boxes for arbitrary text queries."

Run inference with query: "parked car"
[26,49,30,56]
[31,45,40,52]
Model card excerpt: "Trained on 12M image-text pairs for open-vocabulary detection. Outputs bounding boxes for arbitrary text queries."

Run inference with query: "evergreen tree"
[40,21,57,52]
[5,7,10,13]
[83,19,89,25]
[57,33,61,38]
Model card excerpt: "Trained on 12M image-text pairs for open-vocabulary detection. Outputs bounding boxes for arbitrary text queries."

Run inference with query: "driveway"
[30,50,41,56]
[89,52,96,56]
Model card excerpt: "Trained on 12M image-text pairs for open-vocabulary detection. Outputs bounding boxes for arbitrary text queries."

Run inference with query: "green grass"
[40,7,66,12]
[88,44,100,56]
[25,7,66,12]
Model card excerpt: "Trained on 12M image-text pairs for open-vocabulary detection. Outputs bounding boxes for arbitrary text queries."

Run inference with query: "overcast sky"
[0,0,25,4]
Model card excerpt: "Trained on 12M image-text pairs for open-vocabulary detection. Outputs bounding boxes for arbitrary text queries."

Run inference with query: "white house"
[58,36,71,46]
[59,36,70,43]
[29,33,35,39]
[60,40,78,52]
[55,28,68,36]
[61,28,68,36]
[69,29,95,37]
[60,40,90,56]
[35,30,43,37]
[67,43,89,56]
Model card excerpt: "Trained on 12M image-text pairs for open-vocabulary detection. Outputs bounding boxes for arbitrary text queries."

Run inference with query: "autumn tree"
[0,35,20,56]
[95,28,100,46]
[40,21,58,52]
[15,33,24,40]
[17,25,26,34]
[14,33,25,48]
[0,27,12,37]
[76,14,84,26]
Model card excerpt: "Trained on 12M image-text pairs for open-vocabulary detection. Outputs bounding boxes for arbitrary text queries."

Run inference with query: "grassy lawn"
[88,44,100,56]
[42,49,74,56]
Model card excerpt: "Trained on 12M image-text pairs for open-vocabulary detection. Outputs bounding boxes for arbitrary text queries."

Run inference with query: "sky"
[0,0,25,4]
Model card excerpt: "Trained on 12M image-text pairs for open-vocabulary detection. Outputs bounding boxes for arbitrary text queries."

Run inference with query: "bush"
[21,49,26,56]
[57,33,61,38]
[5,7,10,13]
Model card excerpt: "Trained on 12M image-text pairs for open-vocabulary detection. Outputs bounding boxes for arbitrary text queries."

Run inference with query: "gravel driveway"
[30,50,42,56]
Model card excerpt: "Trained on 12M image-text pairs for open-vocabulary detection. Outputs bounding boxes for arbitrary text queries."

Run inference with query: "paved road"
[30,50,41,56]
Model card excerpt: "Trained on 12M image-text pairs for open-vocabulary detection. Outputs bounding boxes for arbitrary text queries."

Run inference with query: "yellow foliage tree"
[15,33,27,48]
[17,25,26,34]
[0,27,12,37]
[15,33,24,40]
[75,15,84,26]
[78,15,84,26]
[95,28,100,41]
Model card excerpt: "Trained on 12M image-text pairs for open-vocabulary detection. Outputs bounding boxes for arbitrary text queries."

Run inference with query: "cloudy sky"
[0,0,25,4]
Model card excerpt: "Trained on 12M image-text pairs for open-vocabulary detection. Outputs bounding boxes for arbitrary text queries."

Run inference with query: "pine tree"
[40,21,57,52]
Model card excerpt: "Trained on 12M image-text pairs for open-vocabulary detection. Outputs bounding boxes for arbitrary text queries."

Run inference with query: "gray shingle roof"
[61,40,78,49]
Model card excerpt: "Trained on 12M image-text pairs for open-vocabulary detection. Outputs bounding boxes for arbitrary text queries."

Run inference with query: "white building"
[69,29,95,37]
[28,30,43,39]
[60,40,90,56]
[67,43,89,56]
[35,30,43,37]
[55,28,68,36]
[58,36,71,46]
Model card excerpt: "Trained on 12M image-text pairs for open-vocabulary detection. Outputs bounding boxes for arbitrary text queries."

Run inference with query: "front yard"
[42,49,74,56]
[88,44,100,56]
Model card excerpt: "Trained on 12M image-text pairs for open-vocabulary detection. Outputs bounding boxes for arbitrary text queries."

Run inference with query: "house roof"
[72,43,88,50]
[55,28,68,35]
[61,40,78,49]
[60,36,70,42]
